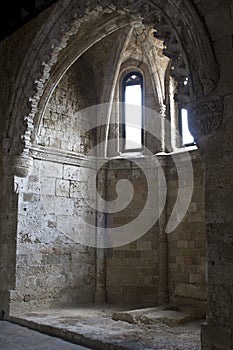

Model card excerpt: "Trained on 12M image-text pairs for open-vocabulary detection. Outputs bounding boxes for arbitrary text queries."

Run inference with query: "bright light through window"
[125,84,142,149]
[181,108,194,145]
[123,72,143,151]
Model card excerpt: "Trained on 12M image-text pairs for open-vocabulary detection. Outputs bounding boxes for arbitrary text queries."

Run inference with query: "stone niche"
[11,151,206,314]
[10,56,98,313]
[2,13,206,316]
[105,151,206,309]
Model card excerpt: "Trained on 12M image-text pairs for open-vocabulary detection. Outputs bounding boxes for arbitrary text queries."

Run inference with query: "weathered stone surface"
[8,305,203,350]
[0,1,233,349]
[112,304,206,326]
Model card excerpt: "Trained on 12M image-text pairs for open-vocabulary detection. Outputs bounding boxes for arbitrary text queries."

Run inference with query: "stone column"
[188,96,233,350]
[160,103,167,153]
[158,230,169,305]
[94,168,106,303]
[157,156,169,305]
[0,151,33,318]
[94,247,106,303]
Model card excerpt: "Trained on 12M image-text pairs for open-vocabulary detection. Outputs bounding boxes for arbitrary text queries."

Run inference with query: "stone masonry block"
[175,282,207,300]
[43,196,74,215]
[40,177,56,196]
[63,165,80,180]
[177,240,188,249]
[55,179,70,197]
[39,161,63,178]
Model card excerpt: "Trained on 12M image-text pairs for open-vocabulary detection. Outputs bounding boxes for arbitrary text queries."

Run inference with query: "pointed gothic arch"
[3,0,220,176]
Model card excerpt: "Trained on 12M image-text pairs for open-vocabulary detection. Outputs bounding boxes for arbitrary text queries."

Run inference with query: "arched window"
[122,71,143,151]
[165,67,196,149]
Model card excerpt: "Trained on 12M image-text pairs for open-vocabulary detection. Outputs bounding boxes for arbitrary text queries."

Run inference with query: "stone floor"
[0,320,91,350]
[8,303,205,350]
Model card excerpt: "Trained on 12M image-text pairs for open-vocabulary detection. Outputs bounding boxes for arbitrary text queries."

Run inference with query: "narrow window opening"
[179,108,195,146]
[122,72,143,151]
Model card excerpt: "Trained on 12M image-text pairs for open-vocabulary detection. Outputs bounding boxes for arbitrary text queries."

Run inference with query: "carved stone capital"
[3,154,33,177]
[188,96,224,139]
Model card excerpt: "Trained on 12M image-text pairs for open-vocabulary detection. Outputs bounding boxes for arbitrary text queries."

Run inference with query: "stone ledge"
[112,304,206,326]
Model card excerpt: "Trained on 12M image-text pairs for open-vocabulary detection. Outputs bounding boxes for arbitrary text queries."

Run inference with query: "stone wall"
[191,2,233,349]
[7,148,205,314]
[106,158,160,307]
[5,52,98,314]
[0,172,18,317]
[0,5,56,317]
[36,56,97,153]
[105,150,206,308]
[0,0,210,332]
[167,150,206,306]
[11,158,96,314]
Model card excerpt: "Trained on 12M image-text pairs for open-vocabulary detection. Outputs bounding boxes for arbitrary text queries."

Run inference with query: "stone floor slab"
[8,303,204,350]
[0,320,91,350]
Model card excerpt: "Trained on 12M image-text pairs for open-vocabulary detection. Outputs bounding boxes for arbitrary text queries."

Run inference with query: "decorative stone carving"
[188,97,224,138]
[194,60,220,98]
[152,14,192,105]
